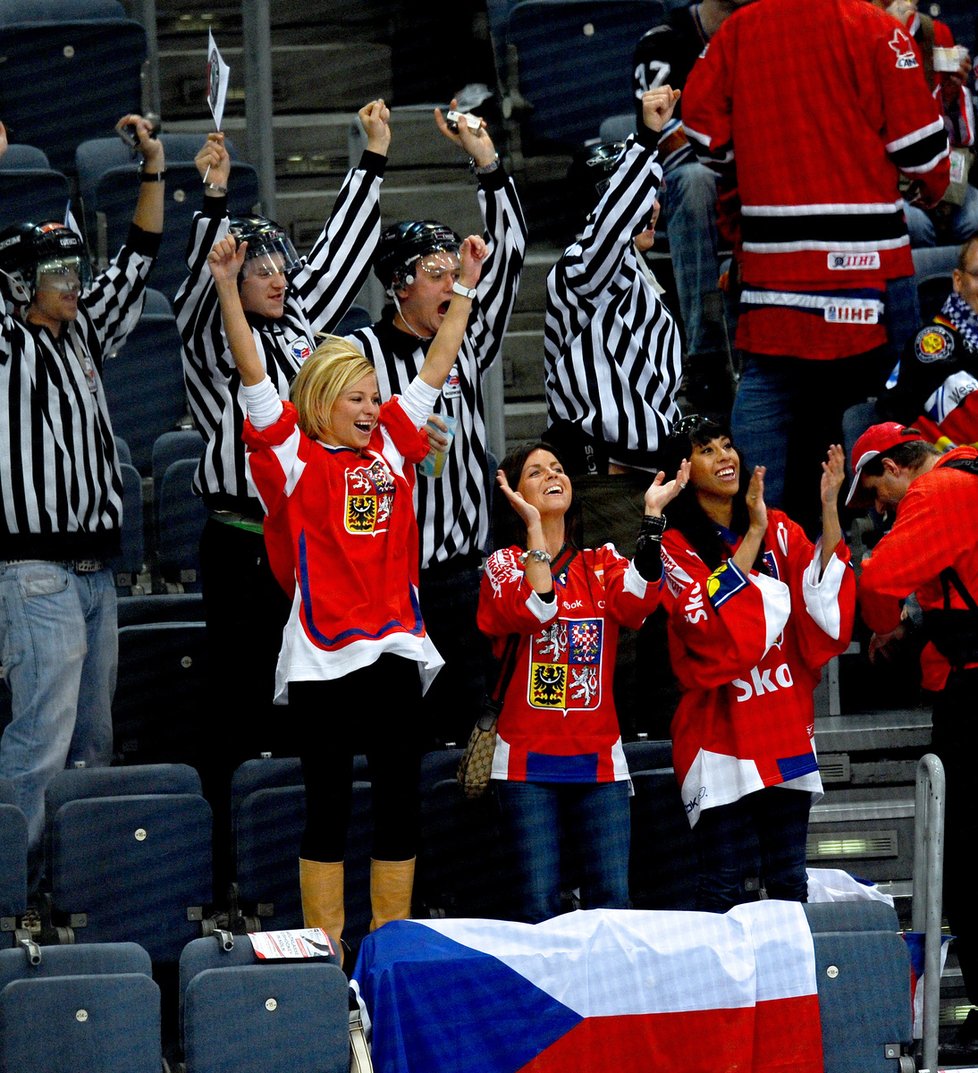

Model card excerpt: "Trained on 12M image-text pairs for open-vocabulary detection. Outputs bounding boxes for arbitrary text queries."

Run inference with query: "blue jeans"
[0,562,116,869]
[495,779,631,924]
[660,162,728,357]
[731,344,894,530]
[905,184,978,248]
[693,787,812,912]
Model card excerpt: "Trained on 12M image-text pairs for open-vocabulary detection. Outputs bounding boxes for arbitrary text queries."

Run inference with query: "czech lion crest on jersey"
[529,618,603,710]
[344,457,396,534]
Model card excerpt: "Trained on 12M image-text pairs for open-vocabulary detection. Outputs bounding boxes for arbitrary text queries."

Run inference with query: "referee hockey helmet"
[0,221,92,303]
[228,216,301,277]
[374,220,462,294]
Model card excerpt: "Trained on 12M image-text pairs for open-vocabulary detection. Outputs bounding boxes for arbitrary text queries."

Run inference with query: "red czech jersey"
[660,512,855,825]
[683,0,949,359]
[478,545,661,783]
[243,398,441,700]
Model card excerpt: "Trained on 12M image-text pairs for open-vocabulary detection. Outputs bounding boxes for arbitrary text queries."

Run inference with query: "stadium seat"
[0,144,72,233]
[156,458,208,591]
[75,134,261,299]
[0,1,147,176]
[803,899,900,934]
[231,759,374,946]
[0,941,160,1073]
[502,0,665,148]
[335,303,373,335]
[622,737,672,773]
[916,271,953,325]
[0,784,28,949]
[44,765,213,964]
[415,777,516,920]
[112,620,209,766]
[178,935,348,1073]
[107,461,145,594]
[116,590,204,627]
[151,428,205,497]
[628,767,698,910]
[809,928,912,1073]
[102,306,189,476]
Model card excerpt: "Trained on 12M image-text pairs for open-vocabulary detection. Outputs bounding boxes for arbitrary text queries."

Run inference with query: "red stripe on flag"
[517,995,822,1073]
[753,994,824,1073]
[518,1007,754,1073]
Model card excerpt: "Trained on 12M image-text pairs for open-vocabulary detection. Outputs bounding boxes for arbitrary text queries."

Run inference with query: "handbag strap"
[490,635,522,704]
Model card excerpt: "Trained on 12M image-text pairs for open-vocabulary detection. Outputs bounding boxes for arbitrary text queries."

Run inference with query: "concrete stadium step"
[808,788,916,884]
[157,43,394,121]
[503,401,548,447]
[277,182,484,251]
[167,108,463,178]
[502,329,546,402]
[815,709,932,754]
[148,0,390,37]
[516,246,561,314]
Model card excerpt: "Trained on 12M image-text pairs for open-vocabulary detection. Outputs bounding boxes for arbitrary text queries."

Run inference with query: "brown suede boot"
[299,858,344,962]
[369,857,416,932]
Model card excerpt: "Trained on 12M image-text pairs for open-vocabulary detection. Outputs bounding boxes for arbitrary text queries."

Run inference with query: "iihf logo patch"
[827,252,881,271]
[288,338,312,362]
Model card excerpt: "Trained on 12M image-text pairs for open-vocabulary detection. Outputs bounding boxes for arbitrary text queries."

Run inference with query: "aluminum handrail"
[912,753,946,1073]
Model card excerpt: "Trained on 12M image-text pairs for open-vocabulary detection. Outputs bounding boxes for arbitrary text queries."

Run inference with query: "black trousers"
[293,654,424,863]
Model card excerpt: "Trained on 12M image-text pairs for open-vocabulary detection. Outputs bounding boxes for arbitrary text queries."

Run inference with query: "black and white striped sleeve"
[468,169,528,375]
[290,152,385,335]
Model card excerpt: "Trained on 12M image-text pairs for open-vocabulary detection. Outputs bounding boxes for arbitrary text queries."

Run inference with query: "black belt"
[1,558,105,574]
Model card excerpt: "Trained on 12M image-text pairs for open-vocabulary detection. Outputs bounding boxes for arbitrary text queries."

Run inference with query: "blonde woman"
[208,231,487,956]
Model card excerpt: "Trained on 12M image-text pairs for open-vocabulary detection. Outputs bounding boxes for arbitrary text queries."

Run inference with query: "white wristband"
[452,281,477,299]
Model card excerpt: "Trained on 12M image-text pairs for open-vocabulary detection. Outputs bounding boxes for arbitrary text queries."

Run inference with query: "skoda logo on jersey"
[288,338,312,362]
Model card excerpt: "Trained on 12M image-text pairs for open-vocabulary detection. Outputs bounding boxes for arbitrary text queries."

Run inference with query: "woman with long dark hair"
[658,416,855,911]
[478,441,688,922]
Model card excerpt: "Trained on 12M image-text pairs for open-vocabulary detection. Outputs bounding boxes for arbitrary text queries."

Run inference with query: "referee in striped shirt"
[543,88,684,738]
[348,99,527,746]
[0,115,164,880]
[544,87,684,486]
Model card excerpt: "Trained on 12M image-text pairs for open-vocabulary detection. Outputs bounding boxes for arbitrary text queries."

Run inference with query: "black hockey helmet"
[0,221,91,301]
[374,220,462,292]
[228,216,300,276]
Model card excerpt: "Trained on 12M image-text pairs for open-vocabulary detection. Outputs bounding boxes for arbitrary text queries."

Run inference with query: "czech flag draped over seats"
[353,902,823,1073]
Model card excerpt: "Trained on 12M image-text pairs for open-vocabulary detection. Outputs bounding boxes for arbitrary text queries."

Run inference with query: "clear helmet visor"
[414,250,460,282]
[242,233,301,279]
[35,255,91,294]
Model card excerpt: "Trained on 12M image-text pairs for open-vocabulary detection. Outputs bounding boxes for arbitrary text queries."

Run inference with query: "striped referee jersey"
[545,133,683,468]
[173,151,385,514]
[348,167,527,569]
[0,227,158,561]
